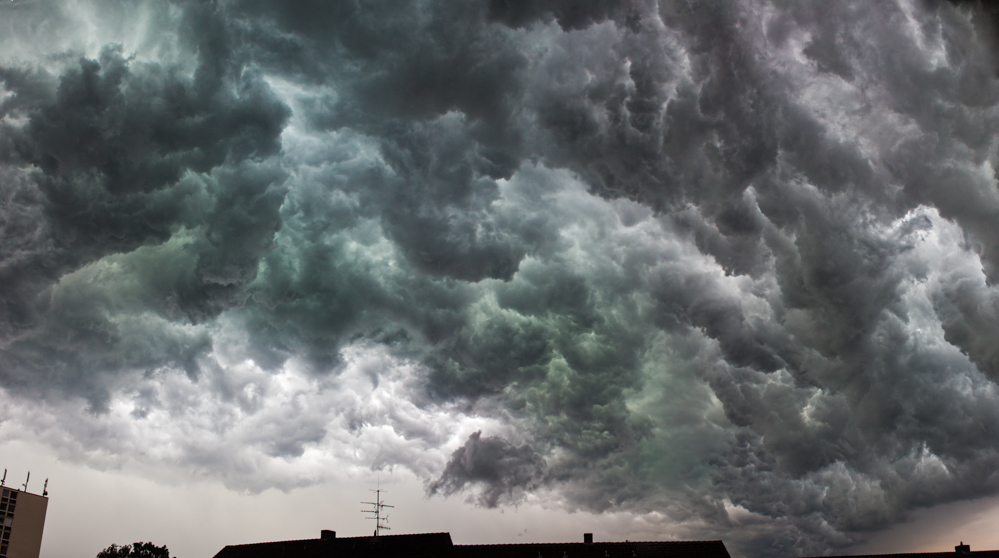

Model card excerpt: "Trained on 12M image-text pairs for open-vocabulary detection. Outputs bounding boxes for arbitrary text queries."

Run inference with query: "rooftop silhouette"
[212,532,732,558]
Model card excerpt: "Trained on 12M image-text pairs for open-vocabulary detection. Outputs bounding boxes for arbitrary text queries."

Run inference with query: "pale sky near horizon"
[6,1,999,557]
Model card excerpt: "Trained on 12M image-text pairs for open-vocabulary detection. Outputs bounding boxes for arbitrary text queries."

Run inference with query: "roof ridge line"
[454,540,727,546]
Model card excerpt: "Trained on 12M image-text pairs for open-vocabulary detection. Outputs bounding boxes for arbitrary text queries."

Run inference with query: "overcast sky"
[5,1,999,557]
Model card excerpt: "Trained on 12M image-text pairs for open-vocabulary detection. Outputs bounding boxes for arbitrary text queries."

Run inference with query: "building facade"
[0,487,48,558]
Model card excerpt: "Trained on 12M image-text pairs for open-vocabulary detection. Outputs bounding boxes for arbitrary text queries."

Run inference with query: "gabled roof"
[212,532,455,558]
[453,540,731,558]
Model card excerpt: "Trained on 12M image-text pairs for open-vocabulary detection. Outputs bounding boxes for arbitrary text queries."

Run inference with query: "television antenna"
[1,469,6,487]
[361,484,393,536]
[22,471,29,492]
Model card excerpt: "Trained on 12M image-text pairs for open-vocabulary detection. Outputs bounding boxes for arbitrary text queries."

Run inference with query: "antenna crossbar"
[360,487,394,536]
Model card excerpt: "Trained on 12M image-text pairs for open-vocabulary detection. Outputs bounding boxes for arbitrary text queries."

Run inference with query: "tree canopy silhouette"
[96,542,172,558]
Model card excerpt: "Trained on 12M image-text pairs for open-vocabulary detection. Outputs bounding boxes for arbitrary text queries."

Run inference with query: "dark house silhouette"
[801,543,999,558]
[212,531,732,558]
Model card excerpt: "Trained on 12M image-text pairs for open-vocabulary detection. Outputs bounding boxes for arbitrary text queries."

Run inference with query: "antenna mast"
[361,486,394,536]
[22,472,29,492]
[1,469,5,487]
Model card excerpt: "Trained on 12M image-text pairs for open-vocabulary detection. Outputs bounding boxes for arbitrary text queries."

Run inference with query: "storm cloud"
[4,0,999,556]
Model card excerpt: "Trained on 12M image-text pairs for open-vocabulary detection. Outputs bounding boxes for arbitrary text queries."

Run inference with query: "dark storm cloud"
[0,1,290,398]
[431,1,999,555]
[7,0,999,556]
[429,431,546,507]
[228,0,540,284]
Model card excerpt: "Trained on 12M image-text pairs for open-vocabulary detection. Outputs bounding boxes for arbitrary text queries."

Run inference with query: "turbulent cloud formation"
[4,0,999,556]
[429,431,545,508]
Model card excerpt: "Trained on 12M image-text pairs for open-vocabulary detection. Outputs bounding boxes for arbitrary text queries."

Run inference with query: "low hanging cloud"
[429,431,546,508]
[5,0,999,556]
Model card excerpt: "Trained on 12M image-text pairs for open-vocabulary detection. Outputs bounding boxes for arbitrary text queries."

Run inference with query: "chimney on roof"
[956,542,970,554]
[321,530,336,540]
[584,534,593,544]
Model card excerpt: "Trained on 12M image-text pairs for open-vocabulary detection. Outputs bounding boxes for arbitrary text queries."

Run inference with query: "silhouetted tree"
[95,542,172,558]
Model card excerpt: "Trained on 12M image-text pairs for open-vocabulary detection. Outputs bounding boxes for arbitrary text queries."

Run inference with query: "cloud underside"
[4,0,999,556]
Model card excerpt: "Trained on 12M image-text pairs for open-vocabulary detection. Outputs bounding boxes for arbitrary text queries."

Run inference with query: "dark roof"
[453,540,731,558]
[213,532,455,558]
[212,534,731,558]
[802,553,999,558]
